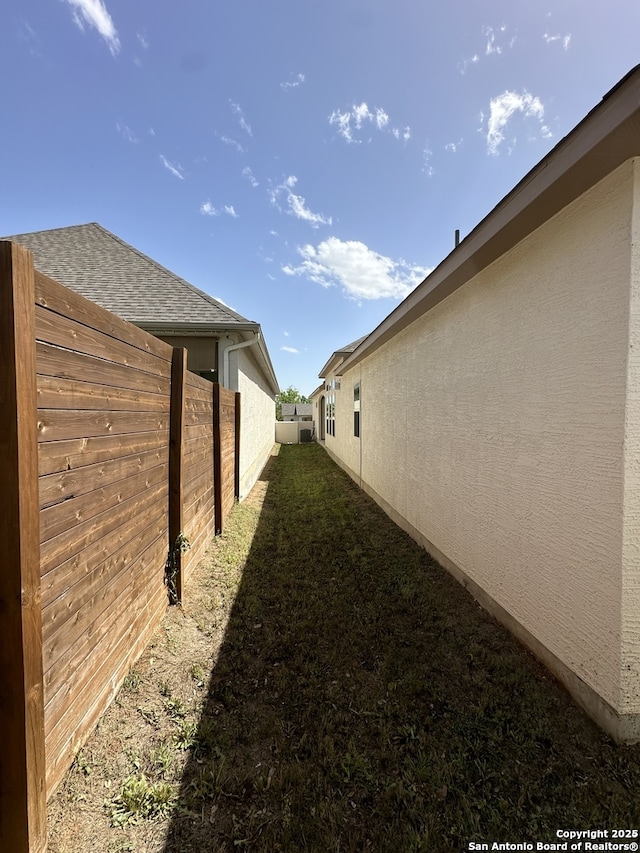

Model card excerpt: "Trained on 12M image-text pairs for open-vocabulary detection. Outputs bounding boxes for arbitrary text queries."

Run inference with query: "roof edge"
[338,66,640,376]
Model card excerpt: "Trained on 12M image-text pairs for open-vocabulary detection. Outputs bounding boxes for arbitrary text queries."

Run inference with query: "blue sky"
[1,1,639,396]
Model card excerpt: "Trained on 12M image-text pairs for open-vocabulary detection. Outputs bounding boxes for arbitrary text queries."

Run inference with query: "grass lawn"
[49,443,640,853]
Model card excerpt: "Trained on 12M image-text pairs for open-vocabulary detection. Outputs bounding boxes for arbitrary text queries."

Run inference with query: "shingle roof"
[318,334,369,379]
[3,222,253,328]
[336,335,368,355]
[281,403,313,417]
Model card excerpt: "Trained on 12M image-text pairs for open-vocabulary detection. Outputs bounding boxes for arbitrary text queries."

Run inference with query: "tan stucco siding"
[622,159,640,714]
[234,347,275,500]
[325,370,363,479]
[343,161,636,712]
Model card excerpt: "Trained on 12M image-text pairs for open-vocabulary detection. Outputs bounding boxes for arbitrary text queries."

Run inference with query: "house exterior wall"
[621,160,640,716]
[325,159,640,735]
[230,346,276,499]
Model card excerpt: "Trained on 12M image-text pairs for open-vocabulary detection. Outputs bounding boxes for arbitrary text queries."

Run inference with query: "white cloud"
[137,32,149,50]
[116,121,137,144]
[422,145,434,177]
[484,90,546,155]
[283,330,290,337]
[281,73,306,91]
[217,134,245,154]
[242,166,259,187]
[17,19,42,55]
[281,345,299,353]
[282,237,430,301]
[270,176,332,228]
[484,24,505,55]
[329,102,404,144]
[484,24,515,56]
[159,155,185,179]
[230,101,252,136]
[392,126,411,142]
[459,24,514,73]
[445,138,463,153]
[200,201,239,218]
[458,54,479,74]
[543,32,571,50]
[64,0,120,55]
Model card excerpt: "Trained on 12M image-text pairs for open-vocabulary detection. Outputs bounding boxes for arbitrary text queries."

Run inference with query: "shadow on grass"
[163,444,640,852]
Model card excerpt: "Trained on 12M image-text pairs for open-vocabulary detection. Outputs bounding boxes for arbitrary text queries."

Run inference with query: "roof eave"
[139,321,260,335]
[142,321,280,396]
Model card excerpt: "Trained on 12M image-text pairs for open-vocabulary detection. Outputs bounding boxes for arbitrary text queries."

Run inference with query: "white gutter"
[222,332,261,389]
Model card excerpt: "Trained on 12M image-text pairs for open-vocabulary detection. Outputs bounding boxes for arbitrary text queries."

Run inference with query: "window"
[353,382,360,438]
[326,392,335,437]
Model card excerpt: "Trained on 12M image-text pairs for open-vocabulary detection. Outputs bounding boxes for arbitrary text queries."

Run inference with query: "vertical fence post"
[213,383,223,535]
[0,243,47,853]
[234,392,241,500]
[169,348,186,604]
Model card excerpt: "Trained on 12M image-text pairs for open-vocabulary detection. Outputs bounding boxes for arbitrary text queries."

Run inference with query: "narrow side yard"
[49,444,640,853]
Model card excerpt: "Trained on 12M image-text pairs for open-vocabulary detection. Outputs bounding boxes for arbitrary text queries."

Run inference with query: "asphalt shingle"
[3,222,252,327]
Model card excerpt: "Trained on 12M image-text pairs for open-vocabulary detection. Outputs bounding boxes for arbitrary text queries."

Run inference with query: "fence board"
[43,531,166,706]
[42,515,166,684]
[40,494,166,610]
[37,374,170,413]
[39,447,166,509]
[36,341,171,396]
[39,463,167,543]
[37,409,169,442]
[35,305,171,378]
[40,481,167,576]
[169,348,186,603]
[38,431,168,477]
[214,384,237,533]
[0,243,47,853]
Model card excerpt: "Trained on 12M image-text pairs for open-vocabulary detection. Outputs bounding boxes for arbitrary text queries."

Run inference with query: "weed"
[73,749,92,777]
[121,669,142,693]
[106,774,175,826]
[173,719,198,751]
[163,695,186,719]
[136,706,160,729]
[152,743,174,776]
[190,662,207,686]
[164,532,191,605]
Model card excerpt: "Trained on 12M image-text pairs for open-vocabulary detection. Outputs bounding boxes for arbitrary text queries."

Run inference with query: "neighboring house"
[310,336,368,441]
[280,403,313,422]
[314,66,640,741]
[5,222,279,499]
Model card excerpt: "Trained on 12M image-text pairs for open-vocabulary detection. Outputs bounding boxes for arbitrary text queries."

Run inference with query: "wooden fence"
[0,242,240,853]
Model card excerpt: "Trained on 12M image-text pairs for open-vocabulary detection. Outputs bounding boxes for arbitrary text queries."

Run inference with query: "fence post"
[169,348,186,604]
[213,383,223,534]
[234,391,241,500]
[0,243,47,853]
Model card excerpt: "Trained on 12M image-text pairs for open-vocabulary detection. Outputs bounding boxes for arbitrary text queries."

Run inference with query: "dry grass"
[48,443,640,853]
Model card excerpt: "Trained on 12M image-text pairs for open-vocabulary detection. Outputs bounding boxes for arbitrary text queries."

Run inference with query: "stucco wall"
[232,347,275,499]
[621,160,640,715]
[331,160,638,724]
[323,371,363,482]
